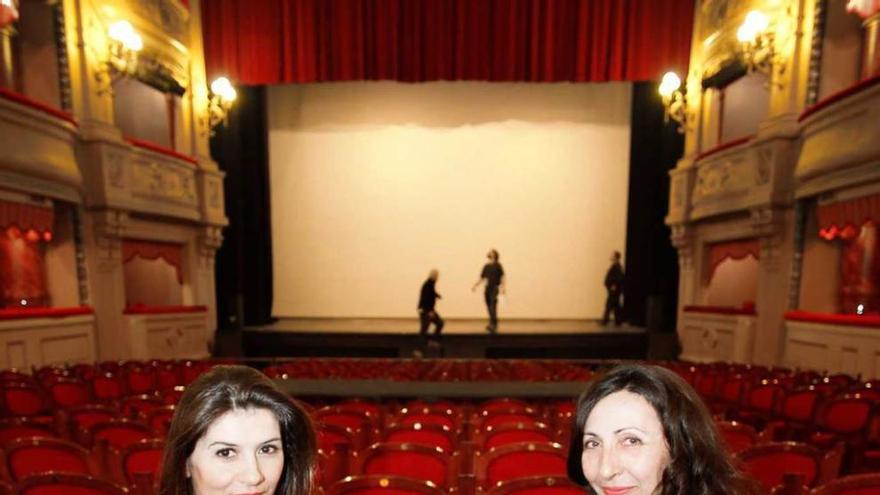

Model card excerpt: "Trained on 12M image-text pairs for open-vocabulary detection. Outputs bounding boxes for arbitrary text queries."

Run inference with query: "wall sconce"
[658,71,690,133]
[95,20,143,94]
[737,10,784,80]
[207,76,237,132]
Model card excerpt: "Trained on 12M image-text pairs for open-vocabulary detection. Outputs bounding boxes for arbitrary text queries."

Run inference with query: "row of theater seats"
[0,358,878,494]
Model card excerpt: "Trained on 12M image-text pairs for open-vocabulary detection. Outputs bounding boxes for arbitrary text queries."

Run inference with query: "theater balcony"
[795,76,880,198]
[784,311,880,379]
[679,305,757,363]
[0,89,81,202]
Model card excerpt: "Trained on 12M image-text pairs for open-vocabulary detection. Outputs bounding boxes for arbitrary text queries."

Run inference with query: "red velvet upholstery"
[140,405,175,436]
[480,442,567,489]
[383,423,456,452]
[812,473,880,495]
[91,374,125,401]
[737,442,823,490]
[717,421,758,454]
[120,439,165,483]
[0,418,57,443]
[45,378,90,408]
[318,424,355,454]
[0,383,50,417]
[486,475,585,495]
[122,366,157,395]
[328,474,446,495]
[481,423,556,450]
[16,473,127,495]
[4,437,92,480]
[88,420,155,449]
[120,395,165,418]
[361,443,451,488]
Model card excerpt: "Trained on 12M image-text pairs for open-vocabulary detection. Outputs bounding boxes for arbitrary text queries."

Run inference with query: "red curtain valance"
[0,199,53,235]
[202,0,694,85]
[122,240,184,283]
[818,193,880,241]
[707,239,760,282]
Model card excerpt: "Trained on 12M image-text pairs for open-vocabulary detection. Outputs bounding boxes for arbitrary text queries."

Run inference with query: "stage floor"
[251,318,643,335]
[244,318,648,359]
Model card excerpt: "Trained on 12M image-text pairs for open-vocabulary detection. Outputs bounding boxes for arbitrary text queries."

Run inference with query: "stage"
[243,318,650,359]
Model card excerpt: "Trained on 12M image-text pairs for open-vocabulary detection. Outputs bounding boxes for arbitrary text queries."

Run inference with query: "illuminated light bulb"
[42,231,52,242]
[857,304,865,315]
[210,77,237,102]
[658,71,681,98]
[108,20,143,52]
[737,10,770,43]
[20,299,27,306]
[25,229,39,243]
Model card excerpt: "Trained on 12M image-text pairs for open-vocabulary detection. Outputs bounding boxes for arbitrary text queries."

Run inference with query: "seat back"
[480,422,556,450]
[88,420,155,449]
[717,421,758,454]
[383,423,456,452]
[0,382,50,417]
[328,474,446,495]
[737,442,822,491]
[817,396,874,436]
[4,437,92,481]
[360,443,451,488]
[45,378,91,409]
[0,418,57,444]
[120,439,165,484]
[811,473,880,495]
[486,475,585,495]
[15,473,128,495]
[479,442,567,489]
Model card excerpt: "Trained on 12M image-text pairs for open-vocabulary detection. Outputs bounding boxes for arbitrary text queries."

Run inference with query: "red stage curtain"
[838,222,879,314]
[707,239,760,282]
[122,240,184,283]
[202,0,693,84]
[0,199,53,235]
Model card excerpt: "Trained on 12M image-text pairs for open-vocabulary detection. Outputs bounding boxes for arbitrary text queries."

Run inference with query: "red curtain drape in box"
[202,0,694,84]
[0,199,53,235]
[122,240,184,283]
[707,239,760,282]
[818,193,880,241]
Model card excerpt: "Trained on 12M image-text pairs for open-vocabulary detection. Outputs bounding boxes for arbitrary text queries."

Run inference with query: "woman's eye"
[260,444,280,455]
[583,439,599,449]
[622,437,643,446]
[216,448,235,458]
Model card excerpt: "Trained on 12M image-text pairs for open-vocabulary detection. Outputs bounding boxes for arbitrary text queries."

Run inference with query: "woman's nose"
[238,454,266,486]
[598,446,622,480]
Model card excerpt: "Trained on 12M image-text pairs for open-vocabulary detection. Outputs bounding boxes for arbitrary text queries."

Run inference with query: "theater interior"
[0,0,879,493]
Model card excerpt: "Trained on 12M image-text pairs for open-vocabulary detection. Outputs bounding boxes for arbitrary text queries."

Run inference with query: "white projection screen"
[268,82,631,319]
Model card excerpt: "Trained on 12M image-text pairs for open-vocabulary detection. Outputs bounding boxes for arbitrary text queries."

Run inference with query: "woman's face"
[581,390,670,495]
[187,407,285,495]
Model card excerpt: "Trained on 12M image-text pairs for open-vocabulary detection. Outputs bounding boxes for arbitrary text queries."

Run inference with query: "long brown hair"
[567,364,757,495]
[159,365,315,495]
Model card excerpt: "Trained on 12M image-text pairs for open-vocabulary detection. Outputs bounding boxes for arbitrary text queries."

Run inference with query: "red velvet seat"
[770,387,824,441]
[393,405,464,434]
[138,405,175,436]
[478,422,556,450]
[486,475,585,495]
[328,474,446,495]
[121,366,157,396]
[3,437,94,481]
[87,419,156,450]
[811,473,880,495]
[0,382,52,418]
[477,442,567,489]
[315,406,378,449]
[383,423,457,452]
[0,417,58,444]
[65,405,118,443]
[318,424,356,456]
[91,373,125,402]
[717,420,759,454]
[45,378,91,409]
[117,439,164,485]
[736,441,839,491]
[155,362,182,390]
[15,473,128,495]
[118,395,165,419]
[359,442,454,488]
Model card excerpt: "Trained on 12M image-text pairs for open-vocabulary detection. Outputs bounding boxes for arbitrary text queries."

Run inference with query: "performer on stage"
[602,250,625,326]
[472,249,505,334]
[418,269,444,340]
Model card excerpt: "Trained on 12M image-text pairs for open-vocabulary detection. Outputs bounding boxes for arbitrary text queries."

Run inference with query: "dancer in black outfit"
[418,269,444,340]
[602,251,625,326]
[472,249,505,333]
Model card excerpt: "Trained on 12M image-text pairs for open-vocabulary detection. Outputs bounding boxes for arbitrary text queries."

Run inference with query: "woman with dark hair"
[160,365,315,495]
[567,364,756,495]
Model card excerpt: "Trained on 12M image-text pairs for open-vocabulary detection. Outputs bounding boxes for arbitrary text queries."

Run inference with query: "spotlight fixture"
[207,76,237,132]
[658,71,689,133]
[95,20,143,94]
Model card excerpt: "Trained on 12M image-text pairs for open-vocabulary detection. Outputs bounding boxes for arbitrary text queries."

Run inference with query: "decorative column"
[84,208,130,360]
[196,225,223,351]
[670,223,696,335]
[0,0,18,89]
[848,0,880,77]
[750,206,795,365]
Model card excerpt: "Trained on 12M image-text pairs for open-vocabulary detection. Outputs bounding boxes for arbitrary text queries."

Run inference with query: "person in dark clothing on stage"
[418,269,444,339]
[472,249,505,334]
[602,251,625,326]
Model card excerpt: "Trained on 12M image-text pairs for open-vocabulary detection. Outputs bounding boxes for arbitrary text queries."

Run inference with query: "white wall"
[704,256,759,308]
[268,82,631,319]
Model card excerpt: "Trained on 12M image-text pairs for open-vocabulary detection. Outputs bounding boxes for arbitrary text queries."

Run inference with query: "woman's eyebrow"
[259,437,282,444]
[208,441,238,447]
